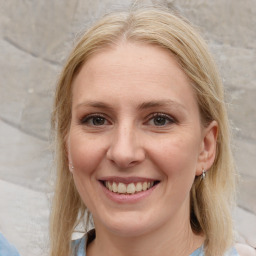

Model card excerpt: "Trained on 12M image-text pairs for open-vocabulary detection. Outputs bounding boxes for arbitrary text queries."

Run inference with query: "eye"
[81,114,109,126]
[147,113,175,127]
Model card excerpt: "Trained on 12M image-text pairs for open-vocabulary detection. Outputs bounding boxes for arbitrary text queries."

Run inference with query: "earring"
[69,163,74,172]
[201,169,206,180]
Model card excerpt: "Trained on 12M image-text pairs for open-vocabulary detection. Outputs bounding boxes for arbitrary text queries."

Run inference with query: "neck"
[87,211,204,256]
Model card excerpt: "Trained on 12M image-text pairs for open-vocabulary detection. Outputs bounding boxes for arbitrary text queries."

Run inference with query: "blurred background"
[0,1,255,255]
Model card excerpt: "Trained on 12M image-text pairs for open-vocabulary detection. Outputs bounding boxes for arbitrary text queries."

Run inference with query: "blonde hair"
[50,5,236,256]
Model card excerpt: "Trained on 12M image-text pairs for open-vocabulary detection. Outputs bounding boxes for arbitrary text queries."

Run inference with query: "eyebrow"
[75,99,186,112]
[137,100,186,111]
[75,101,115,112]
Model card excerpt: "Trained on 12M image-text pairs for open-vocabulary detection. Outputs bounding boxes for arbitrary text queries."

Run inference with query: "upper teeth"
[105,181,154,194]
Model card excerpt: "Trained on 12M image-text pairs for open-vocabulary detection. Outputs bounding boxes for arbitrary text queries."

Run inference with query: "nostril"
[107,150,144,169]
[108,159,138,169]
[127,160,139,167]
[106,135,146,168]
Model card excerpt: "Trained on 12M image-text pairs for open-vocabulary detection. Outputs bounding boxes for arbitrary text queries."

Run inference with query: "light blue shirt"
[190,244,239,256]
[72,232,239,256]
[0,233,20,256]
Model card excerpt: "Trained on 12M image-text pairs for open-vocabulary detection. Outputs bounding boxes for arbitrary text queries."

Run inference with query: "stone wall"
[0,1,255,255]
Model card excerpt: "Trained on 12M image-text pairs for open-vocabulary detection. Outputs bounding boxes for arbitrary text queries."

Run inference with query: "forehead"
[72,42,199,113]
[75,42,186,84]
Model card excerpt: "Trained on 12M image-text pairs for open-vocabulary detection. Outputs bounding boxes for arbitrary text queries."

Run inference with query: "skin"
[67,42,218,256]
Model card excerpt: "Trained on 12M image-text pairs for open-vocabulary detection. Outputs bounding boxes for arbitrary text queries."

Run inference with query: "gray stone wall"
[0,1,255,255]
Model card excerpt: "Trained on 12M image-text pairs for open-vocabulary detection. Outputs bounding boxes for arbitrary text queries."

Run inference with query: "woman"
[50,5,251,256]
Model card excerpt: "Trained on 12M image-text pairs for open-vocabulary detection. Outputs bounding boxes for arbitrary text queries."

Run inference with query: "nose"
[106,124,145,169]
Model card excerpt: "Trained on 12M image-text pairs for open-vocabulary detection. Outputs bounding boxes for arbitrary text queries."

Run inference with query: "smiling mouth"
[102,181,159,194]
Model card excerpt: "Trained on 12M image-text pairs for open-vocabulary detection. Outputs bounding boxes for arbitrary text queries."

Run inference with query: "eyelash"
[80,113,109,126]
[146,113,176,126]
[80,112,176,127]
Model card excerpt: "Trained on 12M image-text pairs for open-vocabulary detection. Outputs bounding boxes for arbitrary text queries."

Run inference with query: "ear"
[196,120,218,176]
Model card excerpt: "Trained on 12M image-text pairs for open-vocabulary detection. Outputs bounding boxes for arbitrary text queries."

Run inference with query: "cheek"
[68,132,107,209]
[149,135,200,178]
[68,132,106,175]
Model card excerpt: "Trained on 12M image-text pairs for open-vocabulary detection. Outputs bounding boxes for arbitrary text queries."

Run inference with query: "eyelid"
[145,112,176,125]
[79,112,176,126]
[80,113,111,125]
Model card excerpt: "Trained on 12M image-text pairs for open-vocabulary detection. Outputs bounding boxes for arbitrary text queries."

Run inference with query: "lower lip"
[100,182,158,204]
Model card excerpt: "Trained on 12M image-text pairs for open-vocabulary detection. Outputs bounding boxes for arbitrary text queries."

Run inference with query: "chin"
[109,224,151,238]
[97,212,157,238]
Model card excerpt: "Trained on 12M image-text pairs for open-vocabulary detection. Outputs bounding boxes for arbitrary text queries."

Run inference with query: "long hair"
[50,5,236,256]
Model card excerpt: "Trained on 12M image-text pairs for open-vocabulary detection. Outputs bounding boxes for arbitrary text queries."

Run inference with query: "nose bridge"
[107,121,144,168]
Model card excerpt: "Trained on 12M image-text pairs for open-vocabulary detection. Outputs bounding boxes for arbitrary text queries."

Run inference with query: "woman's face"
[67,42,216,237]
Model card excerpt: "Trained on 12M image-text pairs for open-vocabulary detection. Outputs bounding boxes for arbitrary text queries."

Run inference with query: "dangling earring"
[201,169,206,180]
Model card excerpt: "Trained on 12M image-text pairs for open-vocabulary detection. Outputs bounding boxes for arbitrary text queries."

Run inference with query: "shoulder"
[72,235,87,256]
[235,243,256,256]
[71,229,96,256]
